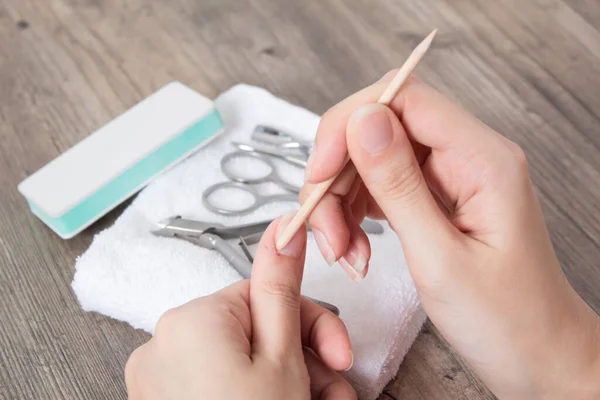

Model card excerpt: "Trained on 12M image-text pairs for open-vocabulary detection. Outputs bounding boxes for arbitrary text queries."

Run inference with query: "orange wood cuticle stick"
[276,29,438,251]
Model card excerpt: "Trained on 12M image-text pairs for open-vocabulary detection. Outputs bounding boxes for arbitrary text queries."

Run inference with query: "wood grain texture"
[0,0,599,399]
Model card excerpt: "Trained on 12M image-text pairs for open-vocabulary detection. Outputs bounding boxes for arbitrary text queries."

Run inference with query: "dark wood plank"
[383,322,495,400]
[1,0,600,399]
[440,0,600,309]
[566,0,600,27]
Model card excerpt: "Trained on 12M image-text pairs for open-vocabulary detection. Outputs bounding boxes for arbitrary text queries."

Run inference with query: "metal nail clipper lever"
[151,216,340,316]
[153,216,384,239]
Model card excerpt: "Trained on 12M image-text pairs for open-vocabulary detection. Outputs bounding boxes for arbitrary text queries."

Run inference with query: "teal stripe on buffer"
[29,109,224,238]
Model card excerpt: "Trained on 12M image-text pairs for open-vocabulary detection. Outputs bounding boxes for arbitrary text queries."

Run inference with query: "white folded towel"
[72,84,426,400]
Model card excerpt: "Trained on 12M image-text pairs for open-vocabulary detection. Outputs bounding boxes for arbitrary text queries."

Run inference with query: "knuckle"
[154,307,181,337]
[504,140,530,180]
[208,298,236,319]
[396,76,424,108]
[154,299,214,348]
[508,141,528,168]
[413,264,450,298]
[322,380,358,400]
[380,68,400,82]
[403,74,421,87]
[376,161,424,205]
[411,240,463,298]
[320,107,336,126]
[124,347,142,389]
[261,280,301,310]
[299,184,312,204]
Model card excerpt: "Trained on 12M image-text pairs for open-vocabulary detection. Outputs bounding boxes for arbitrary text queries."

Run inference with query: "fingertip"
[310,311,353,371]
[338,259,369,282]
[345,351,354,371]
[321,380,358,400]
[275,212,307,258]
[303,348,357,400]
[338,206,371,282]
[306,115,348,183]
[313,228,336,266]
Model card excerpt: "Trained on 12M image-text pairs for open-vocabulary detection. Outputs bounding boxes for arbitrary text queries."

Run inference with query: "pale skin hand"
[125,215,356,400]
[302,71,600,399]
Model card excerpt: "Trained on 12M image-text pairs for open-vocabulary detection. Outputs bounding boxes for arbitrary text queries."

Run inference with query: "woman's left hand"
[124,214,356,400]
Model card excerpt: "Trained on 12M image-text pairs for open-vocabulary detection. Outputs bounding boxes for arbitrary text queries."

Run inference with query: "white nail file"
[18,81,224,239]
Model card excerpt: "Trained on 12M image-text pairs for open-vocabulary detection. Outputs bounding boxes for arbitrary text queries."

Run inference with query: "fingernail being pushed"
[338,245,368,282]
[313,229,336,266]
[275,213,306,257]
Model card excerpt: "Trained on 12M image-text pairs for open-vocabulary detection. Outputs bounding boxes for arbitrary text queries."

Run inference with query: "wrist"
[532,296,600,399]
[561,316,600,398]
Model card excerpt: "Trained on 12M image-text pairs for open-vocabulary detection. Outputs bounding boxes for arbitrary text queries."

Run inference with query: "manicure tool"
[252,125,313,158]
[200,149,388,232]
[151,215,340,315]
[201,149,389,234]
[153,215,382,242]
[237,217,385,248]
[202,150,300,216]
[17,82,224,239]
[232,141,307,168]
[276,29,438,251]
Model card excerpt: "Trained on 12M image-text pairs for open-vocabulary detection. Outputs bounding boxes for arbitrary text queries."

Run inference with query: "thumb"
[250,213,307,362]
[304,348,357,400]
[346,103,454,254]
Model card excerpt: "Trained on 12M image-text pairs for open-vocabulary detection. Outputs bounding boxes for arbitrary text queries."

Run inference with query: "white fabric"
[72,84,426,400]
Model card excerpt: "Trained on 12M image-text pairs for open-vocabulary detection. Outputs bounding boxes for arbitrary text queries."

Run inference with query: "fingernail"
[350,104,393,154]
[313,229,336,266]
[304,145,316,181]
[275,213,305,257]
[338,246,368,282]
[345,350,354,371]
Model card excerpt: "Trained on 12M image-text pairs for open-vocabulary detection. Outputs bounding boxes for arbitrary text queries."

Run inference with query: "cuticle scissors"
[252,125,313,159]
[202,150,301,216]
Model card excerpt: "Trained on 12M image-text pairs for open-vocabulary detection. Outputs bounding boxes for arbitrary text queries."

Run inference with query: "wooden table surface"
[2,0,600,399]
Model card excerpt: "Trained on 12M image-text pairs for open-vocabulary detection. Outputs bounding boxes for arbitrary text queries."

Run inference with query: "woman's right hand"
[301,72,600,399]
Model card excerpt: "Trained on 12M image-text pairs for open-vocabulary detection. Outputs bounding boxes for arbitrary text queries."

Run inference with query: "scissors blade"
[232,141,307,167]
[252,125,312,147]
[252,125,295,145]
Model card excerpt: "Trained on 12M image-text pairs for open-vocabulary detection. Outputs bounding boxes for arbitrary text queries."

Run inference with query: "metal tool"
[219,150,301,191]
[154,215,384,240]
[203,150,302,216]
[203,181,297,216]
[232,141,307,168]
[252,125,313,158]
[234,217,386,242]
[152,216,340,315]
[201,149,389,226]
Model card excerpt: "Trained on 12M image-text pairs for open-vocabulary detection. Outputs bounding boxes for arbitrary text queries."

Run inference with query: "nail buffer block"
[18,82,224,239]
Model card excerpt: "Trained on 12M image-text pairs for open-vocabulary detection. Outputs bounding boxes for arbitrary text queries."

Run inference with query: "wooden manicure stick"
[276,29,437,251]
